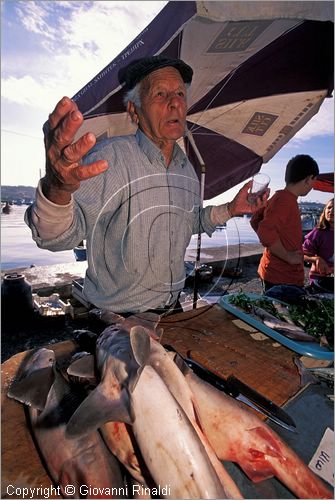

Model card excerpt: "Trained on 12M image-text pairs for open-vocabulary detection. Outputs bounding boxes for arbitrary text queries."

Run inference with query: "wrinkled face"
[136,66,187,144]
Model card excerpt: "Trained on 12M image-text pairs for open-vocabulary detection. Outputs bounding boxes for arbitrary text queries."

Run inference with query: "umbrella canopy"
[72,1,334,200]
[313,172,334,193]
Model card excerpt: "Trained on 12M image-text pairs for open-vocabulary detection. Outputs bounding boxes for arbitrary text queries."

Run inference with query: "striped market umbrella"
[72,1,333,200]
[71,1,333,307]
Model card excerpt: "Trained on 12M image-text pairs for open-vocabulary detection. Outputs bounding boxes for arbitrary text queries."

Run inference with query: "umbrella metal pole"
[193,165,206,308]
[186,129,206,309]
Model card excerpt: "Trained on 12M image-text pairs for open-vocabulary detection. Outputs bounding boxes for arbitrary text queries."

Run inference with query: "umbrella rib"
[188,131,223,136]
[188,59,245,134]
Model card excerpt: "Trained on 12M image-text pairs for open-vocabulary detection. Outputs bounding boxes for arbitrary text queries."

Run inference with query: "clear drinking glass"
[247,173,270,204]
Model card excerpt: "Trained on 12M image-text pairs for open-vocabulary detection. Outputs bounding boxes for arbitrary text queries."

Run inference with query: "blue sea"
[1,205,260,271]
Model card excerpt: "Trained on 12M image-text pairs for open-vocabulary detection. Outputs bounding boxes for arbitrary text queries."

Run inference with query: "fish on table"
[271,301,297,325]
[6,311,333,500]
[69,318,241,498]
[8,348,125,499]
[131,363,229,499]
[148,338,243,498]
[250,305,317,341]
[61,314,333,499]
[66,321,234,499]
[306,365,334,386]
[67,348,154,487]
[179,364,333,499]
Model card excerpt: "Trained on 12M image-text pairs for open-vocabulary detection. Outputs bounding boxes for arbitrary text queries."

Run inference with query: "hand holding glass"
[247,173,270,204]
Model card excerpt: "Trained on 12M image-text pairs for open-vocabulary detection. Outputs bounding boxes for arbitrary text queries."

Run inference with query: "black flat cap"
[118,56,193,90]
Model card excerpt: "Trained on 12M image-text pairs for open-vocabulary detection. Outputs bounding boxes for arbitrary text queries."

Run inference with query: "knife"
[164,344,296,433]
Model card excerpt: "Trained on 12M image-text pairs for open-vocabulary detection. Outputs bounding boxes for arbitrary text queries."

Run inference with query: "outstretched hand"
[229,181,270,217]
[42,96,109,204]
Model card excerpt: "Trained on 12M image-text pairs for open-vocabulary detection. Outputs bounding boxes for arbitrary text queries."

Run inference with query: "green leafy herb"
[228,291,334,348]
[288,297,334,347]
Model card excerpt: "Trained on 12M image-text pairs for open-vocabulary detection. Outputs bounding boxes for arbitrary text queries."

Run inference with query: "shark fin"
[123,312,161,338]
[8,366,55,411]
[67,354,95,379]
[127,326,151,393]
[65,385,133,438]
[130,326,151,367]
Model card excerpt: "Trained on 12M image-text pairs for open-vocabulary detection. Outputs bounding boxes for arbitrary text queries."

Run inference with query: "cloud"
[2,1,167,112]
[4,0,333,143]
[16,1,57,39]
[293,97,334,141]
[2,75,61,109]
[14,1,167,55]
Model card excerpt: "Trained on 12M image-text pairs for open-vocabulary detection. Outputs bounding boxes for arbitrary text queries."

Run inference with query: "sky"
[1,0,334,205]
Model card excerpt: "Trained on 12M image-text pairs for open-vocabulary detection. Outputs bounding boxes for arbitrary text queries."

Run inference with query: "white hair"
[123,83,142,108]
[123,81,191,109]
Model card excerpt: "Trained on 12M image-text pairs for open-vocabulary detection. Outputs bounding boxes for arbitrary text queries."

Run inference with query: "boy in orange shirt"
[250,155,319,294]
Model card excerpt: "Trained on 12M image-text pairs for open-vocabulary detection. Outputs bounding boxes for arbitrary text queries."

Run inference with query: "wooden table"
[1,305,305,498]
[159,304,302,406]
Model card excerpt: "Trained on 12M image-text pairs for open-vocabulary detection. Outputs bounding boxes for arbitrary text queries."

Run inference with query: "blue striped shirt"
[26,129,215,312]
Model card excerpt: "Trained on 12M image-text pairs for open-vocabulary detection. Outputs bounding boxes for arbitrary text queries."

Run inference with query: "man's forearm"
[31,180,74,239]
[42,177,73,205]
[210,203,232,226]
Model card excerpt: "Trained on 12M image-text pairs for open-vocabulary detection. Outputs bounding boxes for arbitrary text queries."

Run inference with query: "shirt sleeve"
[192,205,216,236]
[303,228,318,255]
[27,180,74,239]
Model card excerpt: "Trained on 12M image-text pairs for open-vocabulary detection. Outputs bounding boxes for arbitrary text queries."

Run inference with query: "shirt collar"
[135,129,188,168]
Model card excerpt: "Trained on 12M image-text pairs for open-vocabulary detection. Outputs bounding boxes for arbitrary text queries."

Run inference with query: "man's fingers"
[50,159,108,189]
[60,132,97,167]
[51,109,84,151]
[70,161,109,181]
[44,97,83,159]
[48,97,78,131]
[245,180,253,188]
[254,188,270,208]
[43,96,108,194]
[60,150,74,166]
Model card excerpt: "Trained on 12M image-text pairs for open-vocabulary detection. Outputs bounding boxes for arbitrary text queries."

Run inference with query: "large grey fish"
[130,363,229,499]
[67,350,152,487]
[8,348,125,499]
[148,342,243,499]
[66,324,230,499]
[182,368,333,499]
[271,301,296,325]
[66,324,152,436]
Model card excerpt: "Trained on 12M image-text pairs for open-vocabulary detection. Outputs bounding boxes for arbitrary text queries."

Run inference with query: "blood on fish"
[249,448,266,460]
[185,371,333,499]
[242,465,275,483]
[250,427,283,458]
[111,422,123,438]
